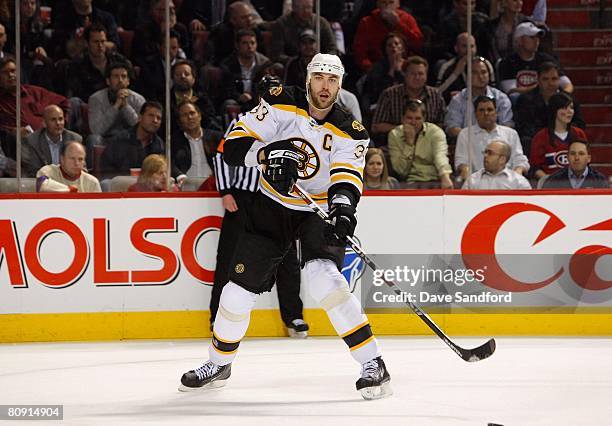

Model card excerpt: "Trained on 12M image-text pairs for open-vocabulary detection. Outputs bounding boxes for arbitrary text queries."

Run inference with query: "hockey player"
[179,54,392,400]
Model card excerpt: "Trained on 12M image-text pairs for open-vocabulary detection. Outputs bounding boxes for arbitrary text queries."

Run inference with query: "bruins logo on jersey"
[269,86,283,96]
[289,138,320,180]
[352,120,365,132]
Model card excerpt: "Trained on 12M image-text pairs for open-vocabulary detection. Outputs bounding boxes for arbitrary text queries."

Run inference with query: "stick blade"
[462,338,496,362]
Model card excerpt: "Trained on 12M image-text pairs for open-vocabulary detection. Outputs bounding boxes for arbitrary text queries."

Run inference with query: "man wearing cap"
[179,53,392,401]
[498,22,573,99]
[284,29,318,87]
[270,0,338,64]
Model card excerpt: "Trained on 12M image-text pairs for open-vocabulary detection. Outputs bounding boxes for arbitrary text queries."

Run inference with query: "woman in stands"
[363,148,400,190]
[128,154,179,192]
[529,92,587,179]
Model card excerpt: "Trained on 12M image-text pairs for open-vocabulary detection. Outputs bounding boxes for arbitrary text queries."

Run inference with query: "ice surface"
[1,337,611,425]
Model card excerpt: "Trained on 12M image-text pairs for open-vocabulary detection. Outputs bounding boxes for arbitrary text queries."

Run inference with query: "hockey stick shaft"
[292,183,495,362]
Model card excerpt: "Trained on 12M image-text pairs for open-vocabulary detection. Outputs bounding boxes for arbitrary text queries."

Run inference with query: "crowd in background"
[0,0,608,192]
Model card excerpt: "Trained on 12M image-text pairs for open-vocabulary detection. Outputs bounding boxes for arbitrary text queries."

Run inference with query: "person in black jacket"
[542,140,609,189]
[170,101,222,182]
[100,101,164,179]
[515,62,585,154]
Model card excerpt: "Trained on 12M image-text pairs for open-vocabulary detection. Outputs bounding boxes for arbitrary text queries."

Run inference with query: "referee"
[210,75,309,338]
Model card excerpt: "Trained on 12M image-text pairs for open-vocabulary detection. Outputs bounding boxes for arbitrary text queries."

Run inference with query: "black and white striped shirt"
[213,114,260,194]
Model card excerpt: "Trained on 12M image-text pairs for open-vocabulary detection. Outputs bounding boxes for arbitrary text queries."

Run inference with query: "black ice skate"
[286,319,309,338]
[356,356,392,400]
[178,361,231,392]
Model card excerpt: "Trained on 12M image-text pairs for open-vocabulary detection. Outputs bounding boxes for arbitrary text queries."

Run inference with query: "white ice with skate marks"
[1,337,611,425]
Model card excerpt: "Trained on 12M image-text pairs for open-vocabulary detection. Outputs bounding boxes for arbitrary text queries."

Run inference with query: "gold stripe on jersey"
[271,104,361,140]
[330,162,364,174]
[227,120,264,141]
[330,173,364,192]
[260,178,328,206]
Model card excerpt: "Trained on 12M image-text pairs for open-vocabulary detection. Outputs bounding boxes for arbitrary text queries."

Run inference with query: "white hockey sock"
[305,259,381,364]
[208,281,257,365]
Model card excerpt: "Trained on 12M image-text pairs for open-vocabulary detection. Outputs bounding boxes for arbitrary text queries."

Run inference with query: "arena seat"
[0,178,37,193]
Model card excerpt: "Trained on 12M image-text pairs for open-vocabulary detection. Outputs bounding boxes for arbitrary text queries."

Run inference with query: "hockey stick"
[292,183,496,362]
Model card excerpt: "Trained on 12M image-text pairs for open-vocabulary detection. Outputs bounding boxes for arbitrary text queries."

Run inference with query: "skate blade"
[178,379,228,392]
[287,329,308,339]
[359,382,393,400]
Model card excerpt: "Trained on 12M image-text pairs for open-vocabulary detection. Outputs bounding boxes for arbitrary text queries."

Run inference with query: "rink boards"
[0,190,611,342]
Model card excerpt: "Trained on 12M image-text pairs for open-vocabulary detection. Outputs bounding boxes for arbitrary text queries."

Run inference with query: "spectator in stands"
[100,101,164,178]
[434,0,489,62]
[65,23,127,101]
[88,62,145,143]
[542,140,609,189]
[208,1,263,65]
[498,22,572,101]
[372,56,446,145]
[52,0,119,59]
[37,140,101,192]
[21,105,82,177]
[270,0,338,64]
[132,0,190,67]
[171,101,222,184]
[435,32,496,104]
[445,57,513,139]
[364,147,400,190]
[388,100,454,189]
[352,0,423,73]
[136,30,184,103]
[486,0,531,63]
[284,29,317,88]
[128,154,178,192]
[6,0,54,90]
[462,140,532,189]
[170,59,221,131]
[0,57,71,141]
[360,32,407,114]
[515,62,585,154]
[220,29,270,110]
[529,92,587,179]
[455,95,529,181]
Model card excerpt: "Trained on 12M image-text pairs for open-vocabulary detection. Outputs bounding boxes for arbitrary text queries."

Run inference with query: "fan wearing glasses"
[462,140,532,189]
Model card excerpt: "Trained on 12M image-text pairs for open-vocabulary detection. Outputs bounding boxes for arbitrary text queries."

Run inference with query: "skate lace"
[194,362,218,380]
[361,358,381,379]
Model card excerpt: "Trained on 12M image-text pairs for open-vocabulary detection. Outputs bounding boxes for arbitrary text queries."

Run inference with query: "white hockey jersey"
[225,86,369,212]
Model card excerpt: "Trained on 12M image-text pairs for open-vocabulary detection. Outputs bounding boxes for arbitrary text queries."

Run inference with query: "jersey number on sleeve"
[254,104,269,121]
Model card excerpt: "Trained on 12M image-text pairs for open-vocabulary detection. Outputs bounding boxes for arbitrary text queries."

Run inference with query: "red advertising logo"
[461,203,611,292]
[0,216,222,288]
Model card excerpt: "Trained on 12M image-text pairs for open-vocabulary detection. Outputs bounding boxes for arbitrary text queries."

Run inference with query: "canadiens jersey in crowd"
[225,85,370,212]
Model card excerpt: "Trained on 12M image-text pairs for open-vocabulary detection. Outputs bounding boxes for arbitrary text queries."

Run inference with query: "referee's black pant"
[210,190,303,327]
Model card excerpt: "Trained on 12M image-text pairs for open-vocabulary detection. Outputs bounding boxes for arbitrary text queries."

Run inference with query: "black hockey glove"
[327,195,357,243]
[260,140,302,196]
